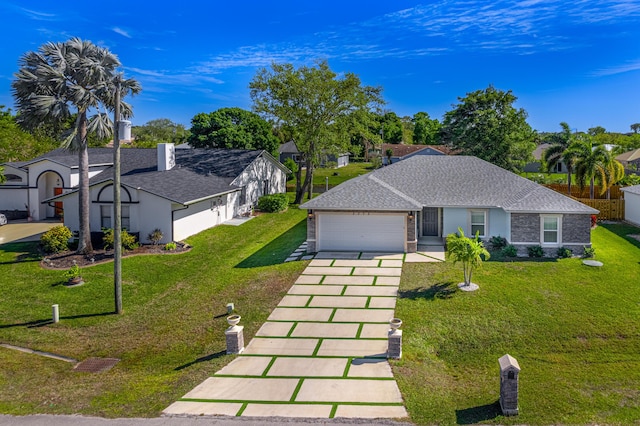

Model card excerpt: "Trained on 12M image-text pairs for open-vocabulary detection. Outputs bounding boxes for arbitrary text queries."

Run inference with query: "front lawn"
[287,162,374,191]
[394,223,640,425]
[0,208,307,417]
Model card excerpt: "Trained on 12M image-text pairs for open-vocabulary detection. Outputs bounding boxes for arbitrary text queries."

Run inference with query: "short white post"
[325,176,329,192]
[52,304,59,323]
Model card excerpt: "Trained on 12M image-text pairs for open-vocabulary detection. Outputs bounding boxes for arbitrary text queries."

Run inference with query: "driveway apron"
[164,252,409,419]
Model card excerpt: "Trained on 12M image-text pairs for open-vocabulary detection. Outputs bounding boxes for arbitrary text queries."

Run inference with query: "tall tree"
[565,136,624,199]
[250,60,383,204]
[543,122,576,193]
[441,85,536,172]
[379,111,403,144]
[188,107,279,155]
[132,118,189,147]
[631,123,640,134]
[12,37,140,254]
[0,106,57,162]
[412,112,441,145]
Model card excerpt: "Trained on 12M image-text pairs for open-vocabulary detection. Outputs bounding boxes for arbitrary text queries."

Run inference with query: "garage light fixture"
[307,211,314,219]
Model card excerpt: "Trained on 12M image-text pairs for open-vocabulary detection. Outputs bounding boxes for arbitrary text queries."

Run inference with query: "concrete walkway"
[164,252,411,420]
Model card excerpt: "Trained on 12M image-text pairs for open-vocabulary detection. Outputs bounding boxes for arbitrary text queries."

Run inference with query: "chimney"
[157,143,175,171]
[118,120,132,141]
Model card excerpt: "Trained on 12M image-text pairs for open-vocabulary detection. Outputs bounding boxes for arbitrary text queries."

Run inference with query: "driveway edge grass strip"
[329,404,338,418]
[290,378,304,402]
[261,356,277,377]
[235,403,248,416]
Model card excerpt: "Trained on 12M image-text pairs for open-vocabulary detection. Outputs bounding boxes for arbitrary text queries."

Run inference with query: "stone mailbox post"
[498,354,520,416]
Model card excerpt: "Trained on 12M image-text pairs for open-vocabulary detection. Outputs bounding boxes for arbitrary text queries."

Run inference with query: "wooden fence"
[544,184,626,220]
[544,184,624,200]
[573,199,625,220]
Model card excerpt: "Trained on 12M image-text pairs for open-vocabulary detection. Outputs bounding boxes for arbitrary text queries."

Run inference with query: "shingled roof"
[46,147,276,205]
[301,156,598,214]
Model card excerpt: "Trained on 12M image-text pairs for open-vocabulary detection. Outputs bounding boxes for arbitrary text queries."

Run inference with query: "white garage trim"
[317,212,406,252]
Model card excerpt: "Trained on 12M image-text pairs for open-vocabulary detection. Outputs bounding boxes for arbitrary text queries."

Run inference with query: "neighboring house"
[380,143,452,165]
[616,148,640,173]
[300,156,598,256]
[524,143,567,173]
[278,141,349,168]
[0,149,116,220]
[1,144,288,244]
[621,185,640,226]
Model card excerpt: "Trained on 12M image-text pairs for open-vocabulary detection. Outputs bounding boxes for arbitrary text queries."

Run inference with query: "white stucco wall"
[173,193,235,242]
[624,191,640,226]
[442,208,468,236]
[231,155,286,211]
[0,188,28,211]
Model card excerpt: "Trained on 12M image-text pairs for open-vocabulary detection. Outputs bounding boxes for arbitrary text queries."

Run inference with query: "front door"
[422,207,439,236]
[54,187,63,218]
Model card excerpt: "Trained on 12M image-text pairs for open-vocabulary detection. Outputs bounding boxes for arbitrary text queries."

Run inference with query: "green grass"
[0,208,307,417]
[393,223,640,425]
[288,162,374,190]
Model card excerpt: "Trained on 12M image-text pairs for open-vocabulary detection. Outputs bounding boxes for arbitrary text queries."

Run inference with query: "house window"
[239,186,247,205]
[541,215,561,244]
[100,205,111,229]
[4,174,22,182]
[263,179,270,195]
[121,205,130,230]
[470,210,486,237]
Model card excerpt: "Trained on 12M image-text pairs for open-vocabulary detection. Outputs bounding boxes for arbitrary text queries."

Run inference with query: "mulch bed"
[41,242,191,270]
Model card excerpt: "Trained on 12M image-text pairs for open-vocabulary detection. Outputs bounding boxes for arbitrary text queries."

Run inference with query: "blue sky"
[1,1,639,133]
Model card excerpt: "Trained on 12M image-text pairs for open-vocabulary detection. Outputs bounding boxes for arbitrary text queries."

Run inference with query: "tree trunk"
[307,166,314,200]
[294,158,305,204]
[590,177,595,199]
[113,88,123,314]
[566,164,572,196]
[76,112,93,254]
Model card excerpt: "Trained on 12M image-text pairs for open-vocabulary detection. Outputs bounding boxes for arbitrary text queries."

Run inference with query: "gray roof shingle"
[39,147,271,205]
[301,156,598,214]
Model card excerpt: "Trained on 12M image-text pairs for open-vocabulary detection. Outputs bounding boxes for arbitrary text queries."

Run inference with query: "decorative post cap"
[498,354,521,371]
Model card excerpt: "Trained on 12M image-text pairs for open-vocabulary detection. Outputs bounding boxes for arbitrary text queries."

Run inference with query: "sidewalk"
[164,252,410,420]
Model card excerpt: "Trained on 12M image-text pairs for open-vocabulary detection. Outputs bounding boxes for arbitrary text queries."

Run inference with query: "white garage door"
[317,213,406,252]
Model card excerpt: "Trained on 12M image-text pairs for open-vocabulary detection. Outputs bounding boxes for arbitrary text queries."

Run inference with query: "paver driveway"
[164,252,411,419]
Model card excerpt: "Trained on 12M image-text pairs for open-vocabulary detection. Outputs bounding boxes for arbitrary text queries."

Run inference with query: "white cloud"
[112,27,132,38]
[592,59,640,76]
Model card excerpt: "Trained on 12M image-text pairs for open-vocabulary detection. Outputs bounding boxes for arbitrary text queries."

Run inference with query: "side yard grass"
[287,162,374,191]
[394,223,640,425]
[0,208,307,417]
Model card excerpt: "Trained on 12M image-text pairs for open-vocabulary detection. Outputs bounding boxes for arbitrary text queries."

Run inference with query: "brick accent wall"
[510,213,539,243]
[306,213,316,253]
[562,214,591,244]
[407,213,417,253]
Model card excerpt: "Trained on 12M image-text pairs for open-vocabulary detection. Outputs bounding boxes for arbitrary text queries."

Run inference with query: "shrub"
[557,247,573,259]
[324,161,337,169]
[502,245,518,257]
[583,246,596,258]
[63,263,82,280]
[283,158,298,180]
[103,228,138,250]
[164,242,177,251]
[148,228,163,245]
[489,235,508,250]
[527,245,544,258]
[40,225,73,253]
[257,193,289,213]
[370,156,382,169]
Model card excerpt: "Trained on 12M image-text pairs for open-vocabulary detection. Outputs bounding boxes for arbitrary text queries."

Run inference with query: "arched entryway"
[36,171,64,219]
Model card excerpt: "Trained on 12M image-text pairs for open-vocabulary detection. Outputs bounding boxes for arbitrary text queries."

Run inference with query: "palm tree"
[446,227,490,288]
[12,38,140,254]
[543,122,575,194]
[565,136,624,199]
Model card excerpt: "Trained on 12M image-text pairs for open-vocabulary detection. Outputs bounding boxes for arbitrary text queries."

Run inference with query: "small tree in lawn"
[446,227,490,288]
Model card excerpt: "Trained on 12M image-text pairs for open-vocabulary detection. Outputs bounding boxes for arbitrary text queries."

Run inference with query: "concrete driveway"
[0,220,61,245]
